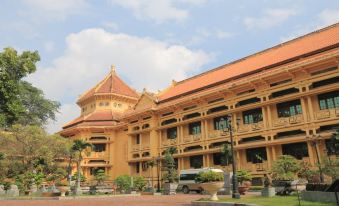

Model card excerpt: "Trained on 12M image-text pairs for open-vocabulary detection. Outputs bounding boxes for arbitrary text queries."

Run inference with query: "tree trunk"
[75,158,82,195]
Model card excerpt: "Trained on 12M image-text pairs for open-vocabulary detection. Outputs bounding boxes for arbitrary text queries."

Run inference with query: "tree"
[162,147,178,183]
[236,169,252,185]
[94,169,107,185]
[133,176,146,192]
[0,125,71,191]
[327,129,339,156]
[71,139,92,195]
[220,143,232,167]
[115,175,131,193]
[297,161,316,182]
[272,155,300,181]
[71,172,86,183]
[0,47,59,128]
[322,157,339,181]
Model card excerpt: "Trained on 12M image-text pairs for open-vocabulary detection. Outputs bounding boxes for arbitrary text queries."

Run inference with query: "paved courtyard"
[0,194,210,206]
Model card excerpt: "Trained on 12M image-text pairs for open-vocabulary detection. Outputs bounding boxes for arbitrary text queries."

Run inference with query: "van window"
[180,173,197,181]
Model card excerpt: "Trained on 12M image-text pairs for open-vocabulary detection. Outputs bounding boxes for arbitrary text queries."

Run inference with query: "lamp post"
[224,114,241,199]
[155,156,161,192]
[306,134,324,183]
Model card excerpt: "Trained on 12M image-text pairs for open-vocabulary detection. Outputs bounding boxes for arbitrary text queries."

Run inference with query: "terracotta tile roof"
[62,110,121,129]
[158,23,339,102]
[78,67,139,103]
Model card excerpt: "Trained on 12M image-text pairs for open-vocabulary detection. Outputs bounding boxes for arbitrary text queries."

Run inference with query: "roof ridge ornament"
[111,65,116,74]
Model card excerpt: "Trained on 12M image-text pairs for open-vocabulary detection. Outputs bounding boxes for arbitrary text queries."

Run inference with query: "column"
[271,146,276,161]
[307,96,315,122]
[266,146,272,170]
[262,106,268,129]
[267,105,273,128]
[204,120,209,140]
[300,97,308,122]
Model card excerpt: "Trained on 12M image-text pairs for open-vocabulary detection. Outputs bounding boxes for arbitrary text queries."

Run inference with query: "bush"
[272,155,300,181]
[94,169,107,185]
[162,147,178,183]
[306,183,330,191]
[236,170,252,185]
[114,175,131,192]
[195,171,224,183]
[133,176,146,191]
[71,172,86,182]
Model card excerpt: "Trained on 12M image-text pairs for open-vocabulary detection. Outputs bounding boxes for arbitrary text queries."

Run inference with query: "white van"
[178,168,224,194]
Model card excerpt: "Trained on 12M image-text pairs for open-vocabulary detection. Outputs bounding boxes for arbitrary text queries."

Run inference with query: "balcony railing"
[183,134,202,143]
[315,108,339,120]
[273,114,303,127]
[141,144,150,150]
[90,152,108,158]
[162,138,177,146]
[238,122,264,133]
[131,144,140,152]
[208,130,224,139]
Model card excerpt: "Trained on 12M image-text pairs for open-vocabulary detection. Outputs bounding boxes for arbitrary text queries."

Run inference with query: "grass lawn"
[198,195,336,206]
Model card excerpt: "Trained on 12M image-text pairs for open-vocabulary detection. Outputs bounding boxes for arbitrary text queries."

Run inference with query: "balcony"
[208,130,224,139]
[273,114,304,127]
[183,134,202,143]
[238,122,264,133]
[90,152,108,158]
[315,108,339,120]
[242,161,269,172]
[141,144,150,150]
[162,138,177,146]
[131,144,140,152]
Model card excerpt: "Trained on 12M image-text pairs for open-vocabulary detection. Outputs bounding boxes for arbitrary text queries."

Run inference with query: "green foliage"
[115,175,131,192]
[328,129,339,155]
[236,169,252,184]
[220,143,232,166]
[272,155,300,181]
[322,157,339,180]
[0,125,71,182]
[94,169,107,185]
[195,170,224,183]
[0,47,59,128]
[71,139,92,189]
[47,168,67,184]
[162,147,178,183]
[15,172,45,192]
[71,172,86,182]
[133,176,146,192]
[297,161,316,181]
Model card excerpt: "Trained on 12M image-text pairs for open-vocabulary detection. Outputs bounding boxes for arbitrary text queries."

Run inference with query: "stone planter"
[163,183,178,195]
[57,186,70,197]
[238,186,250,195]
[200,182,224,201]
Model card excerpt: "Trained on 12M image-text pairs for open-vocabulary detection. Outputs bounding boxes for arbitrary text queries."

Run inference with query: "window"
[93,144,106,152]
[189,155,203,168]
[311,76,339,89]
[282,142,309,160]
[188,122,201,135]
[277,99,302,117]
[245,147,267,163]
[207,105,228,114]
[167,127,177,139]
[180,173,197,181]
[161,118,177,126]
[318,90,339,110]
[105,102,109,106]
[135,134,140,144]
[213,116,229,130]
[135,162,140,173]
[183,112,201,120]
[243,108,263,124]
[236,97,260,107]
[99,102,104,106]
[90,167,105,175]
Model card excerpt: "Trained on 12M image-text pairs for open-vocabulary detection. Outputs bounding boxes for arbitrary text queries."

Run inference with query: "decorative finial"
[111,65,116,74]
[172,79,177,86]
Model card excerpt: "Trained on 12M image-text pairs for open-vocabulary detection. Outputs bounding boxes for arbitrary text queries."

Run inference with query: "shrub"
[306,183,330,191]
[162,147,178,183]
[71,172,86,182]
[195,171,224,183]
[115,175,131,192]
[272,155,300,181]
[133,176,146,191]
[94,169,107,185]
[236,170,252,185]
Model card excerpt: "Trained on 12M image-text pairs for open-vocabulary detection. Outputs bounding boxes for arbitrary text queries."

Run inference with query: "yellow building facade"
[60,24,339,185]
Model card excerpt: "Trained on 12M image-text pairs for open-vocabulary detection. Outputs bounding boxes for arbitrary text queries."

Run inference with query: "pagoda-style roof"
[62,110,121,129]
[78,66,139,104]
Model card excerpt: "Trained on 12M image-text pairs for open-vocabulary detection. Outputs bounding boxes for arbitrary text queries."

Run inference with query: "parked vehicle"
[178,168,224,194]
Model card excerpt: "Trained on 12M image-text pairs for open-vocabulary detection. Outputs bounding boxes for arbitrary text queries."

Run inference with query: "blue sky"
[1,0,338,133]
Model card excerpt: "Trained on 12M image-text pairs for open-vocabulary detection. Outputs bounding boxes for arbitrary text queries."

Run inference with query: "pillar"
[307,96,315,121]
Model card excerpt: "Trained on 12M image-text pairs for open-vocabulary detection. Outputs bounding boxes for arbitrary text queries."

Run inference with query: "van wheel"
[182,186,190,194]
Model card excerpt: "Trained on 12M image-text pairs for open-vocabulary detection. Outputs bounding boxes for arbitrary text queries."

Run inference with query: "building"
[60,23,339,185]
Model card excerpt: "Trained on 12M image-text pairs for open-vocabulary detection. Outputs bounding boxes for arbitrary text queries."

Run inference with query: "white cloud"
[22,0,88,20]
[28,28,212,133]
[188,28,234,45]
[101,21,119,31]
[281,9,339,42]
[109,0,206,23]
[47,104,80,133]
[244,8,297,30]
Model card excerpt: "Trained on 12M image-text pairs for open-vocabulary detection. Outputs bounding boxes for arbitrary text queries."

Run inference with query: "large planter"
[163,183,178,195]
[57,186,70,197]
[238,186,250,195]
[200,182,224,201]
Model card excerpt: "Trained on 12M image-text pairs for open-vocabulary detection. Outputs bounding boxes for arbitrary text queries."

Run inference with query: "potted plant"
[162,147,178,195]
[195,170,224,201]
[48,168,69,196]
[236,169,252,195]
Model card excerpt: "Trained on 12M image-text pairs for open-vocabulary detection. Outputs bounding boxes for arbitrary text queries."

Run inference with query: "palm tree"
[71,140,92,195]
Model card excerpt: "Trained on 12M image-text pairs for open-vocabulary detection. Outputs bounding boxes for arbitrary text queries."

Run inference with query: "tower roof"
[78,65,139,104]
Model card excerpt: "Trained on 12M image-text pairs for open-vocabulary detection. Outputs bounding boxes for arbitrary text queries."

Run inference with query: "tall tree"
[0,47,59,128]
[71,140,92,195]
